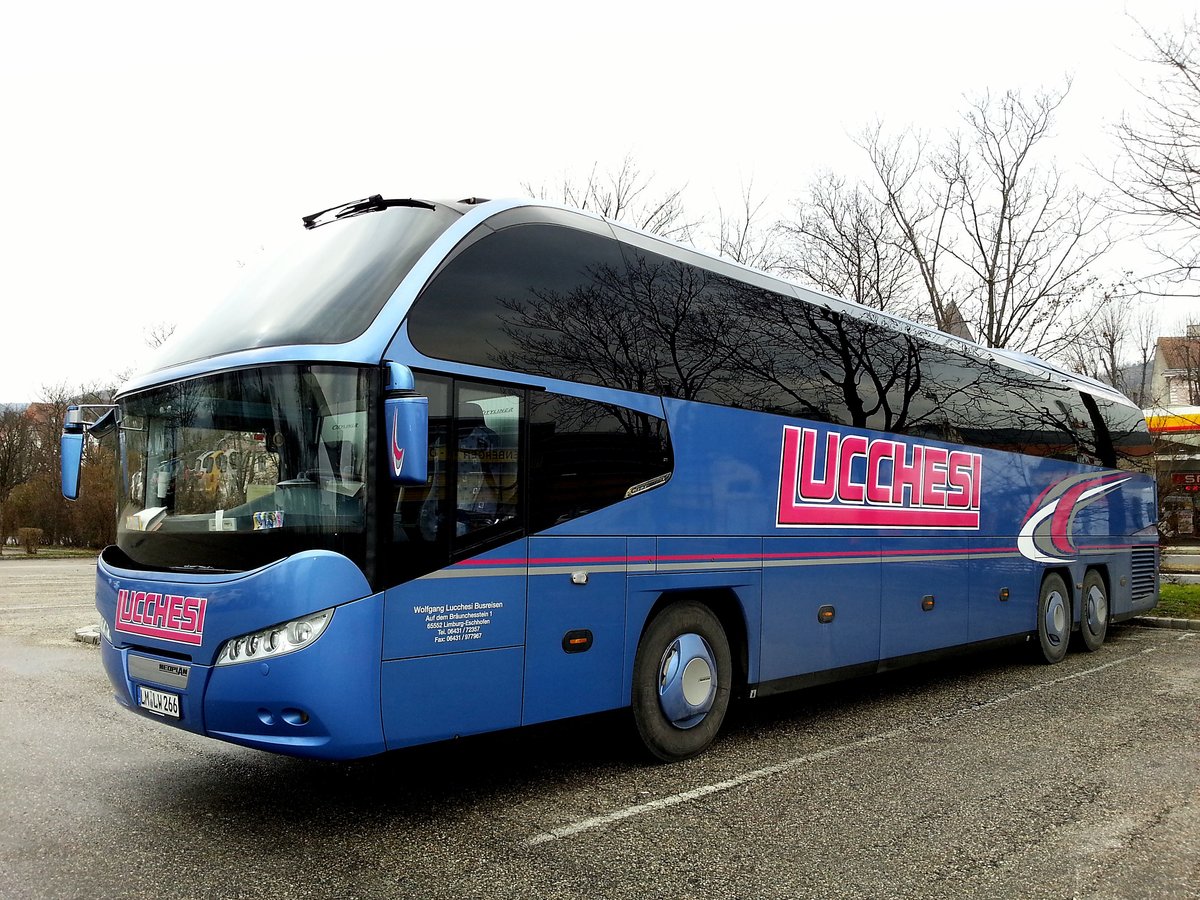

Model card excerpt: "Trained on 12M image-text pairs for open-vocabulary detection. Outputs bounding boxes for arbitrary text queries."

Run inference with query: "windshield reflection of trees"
[494,251,1087,460]
[123,369,356,520]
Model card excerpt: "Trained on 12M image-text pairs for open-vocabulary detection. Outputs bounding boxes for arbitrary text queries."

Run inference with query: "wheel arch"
[638,587,750,697]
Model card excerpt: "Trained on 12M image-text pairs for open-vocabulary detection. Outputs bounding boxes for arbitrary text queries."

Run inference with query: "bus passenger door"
[380,542,528,749]
[522,536,629,725]
[379,378,529,750]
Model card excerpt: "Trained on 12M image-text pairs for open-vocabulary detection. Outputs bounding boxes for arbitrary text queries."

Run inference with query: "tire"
[1078,569,1109,652]
[1036,572,1072,664]
[631,601,732,762]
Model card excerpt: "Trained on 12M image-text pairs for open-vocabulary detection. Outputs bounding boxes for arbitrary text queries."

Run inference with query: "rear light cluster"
[214,609,333,666]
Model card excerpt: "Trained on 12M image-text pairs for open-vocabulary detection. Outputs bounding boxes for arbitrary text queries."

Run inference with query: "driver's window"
[385,376,523,587]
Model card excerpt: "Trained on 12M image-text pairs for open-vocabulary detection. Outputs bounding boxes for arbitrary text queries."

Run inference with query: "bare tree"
[1109,17,1200,297]
[0,405,34,505]
[712,180,786,272]
[523,154,699,241]
[779,171,928,322]
[1127,303,1160,406]
[144,321,177,349]
[860,125,962,331]
[1064,284,1129,386]
[863,85,1111,356]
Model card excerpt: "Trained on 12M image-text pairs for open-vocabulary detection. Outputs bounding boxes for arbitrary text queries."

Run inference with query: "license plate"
[138,685,181,719]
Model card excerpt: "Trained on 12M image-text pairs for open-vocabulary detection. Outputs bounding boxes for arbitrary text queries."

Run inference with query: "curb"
[1130,616,1200,632]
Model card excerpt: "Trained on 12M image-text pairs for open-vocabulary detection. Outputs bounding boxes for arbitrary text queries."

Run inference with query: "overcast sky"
[1,1,1196,403]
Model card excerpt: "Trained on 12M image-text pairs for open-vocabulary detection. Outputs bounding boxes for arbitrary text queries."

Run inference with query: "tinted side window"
[408,221,1123,466]
[528,394,672,532]
[1092,395,1154,472]
[619,248,939,433]
[408,223,636,386]
[1010,381,1097,462]
[614,250,757,407]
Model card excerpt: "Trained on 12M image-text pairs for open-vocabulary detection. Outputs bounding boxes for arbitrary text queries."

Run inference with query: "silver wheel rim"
[657,633,717,730]
[1085,583,1107,636]
[1044,589,1068,647]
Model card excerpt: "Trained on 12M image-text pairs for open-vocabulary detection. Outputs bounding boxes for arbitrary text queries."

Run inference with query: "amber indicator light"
[562,629,593,653]
[817,606,835,624]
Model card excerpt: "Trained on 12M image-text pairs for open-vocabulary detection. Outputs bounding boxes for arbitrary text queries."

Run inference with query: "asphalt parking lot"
[1,558,1198,899]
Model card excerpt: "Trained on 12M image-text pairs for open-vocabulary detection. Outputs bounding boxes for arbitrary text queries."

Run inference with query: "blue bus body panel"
[879,538,970,659]
[96,550,371,665]
[761,536,880,681]
[203,592,385,758]
[96,550,386,759]
[380,648,524,749]
[968,545,1040,643]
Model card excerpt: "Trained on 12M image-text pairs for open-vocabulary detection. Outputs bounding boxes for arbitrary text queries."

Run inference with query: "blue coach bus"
[62,196,1158,761]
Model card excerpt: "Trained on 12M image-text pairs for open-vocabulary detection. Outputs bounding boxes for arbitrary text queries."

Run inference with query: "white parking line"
[0,604,95,612]
[526,639,1188,846]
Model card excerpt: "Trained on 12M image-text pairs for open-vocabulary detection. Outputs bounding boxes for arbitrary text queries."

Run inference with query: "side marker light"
[562,629,594,653]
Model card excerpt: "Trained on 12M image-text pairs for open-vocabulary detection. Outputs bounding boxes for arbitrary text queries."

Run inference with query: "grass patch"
[1148,582,1200,620]
[0,547,99,561]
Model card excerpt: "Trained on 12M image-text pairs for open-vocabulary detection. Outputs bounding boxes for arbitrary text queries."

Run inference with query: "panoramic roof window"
[151,204,460,371]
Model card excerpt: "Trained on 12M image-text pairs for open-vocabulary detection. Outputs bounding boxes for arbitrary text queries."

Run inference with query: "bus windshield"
[115,365,371,573]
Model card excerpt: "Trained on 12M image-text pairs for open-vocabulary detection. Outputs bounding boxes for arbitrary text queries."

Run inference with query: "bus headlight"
[215,609,333,666]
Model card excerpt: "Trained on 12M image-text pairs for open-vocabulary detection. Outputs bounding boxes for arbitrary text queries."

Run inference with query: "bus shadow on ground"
[146,627,1141,838]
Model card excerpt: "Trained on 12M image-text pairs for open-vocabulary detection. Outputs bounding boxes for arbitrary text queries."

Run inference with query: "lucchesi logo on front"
[115,589,208,645]
[777,426,982,529]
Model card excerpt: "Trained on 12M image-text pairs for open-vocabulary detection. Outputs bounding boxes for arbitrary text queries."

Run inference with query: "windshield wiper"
[302,195,437,230]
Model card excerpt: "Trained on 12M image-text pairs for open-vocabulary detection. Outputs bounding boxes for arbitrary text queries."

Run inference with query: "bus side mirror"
[61,414,85,501]
[60,404,118,501]
[384,363,428,486]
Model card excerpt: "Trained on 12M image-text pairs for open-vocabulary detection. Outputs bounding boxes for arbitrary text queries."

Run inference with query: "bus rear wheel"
[1036,572,1072,664]
[631,601,732,762]
[1078,569,1108,652]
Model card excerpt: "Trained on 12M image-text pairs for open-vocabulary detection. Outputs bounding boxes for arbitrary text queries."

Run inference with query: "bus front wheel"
[631,601,732,762]
[1036,572,1072,664]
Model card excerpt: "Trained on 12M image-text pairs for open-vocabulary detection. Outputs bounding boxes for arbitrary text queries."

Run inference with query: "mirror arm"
[65,404,120,436]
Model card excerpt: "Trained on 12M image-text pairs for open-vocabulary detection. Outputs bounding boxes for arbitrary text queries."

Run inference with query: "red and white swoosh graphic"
[1017,473,1129,563]
[391,411,404,477]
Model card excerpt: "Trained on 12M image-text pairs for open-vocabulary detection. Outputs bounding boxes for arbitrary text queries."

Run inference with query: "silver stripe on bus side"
[426,567,527,579]
[656,560,769,573]
[423,546,1108,580]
